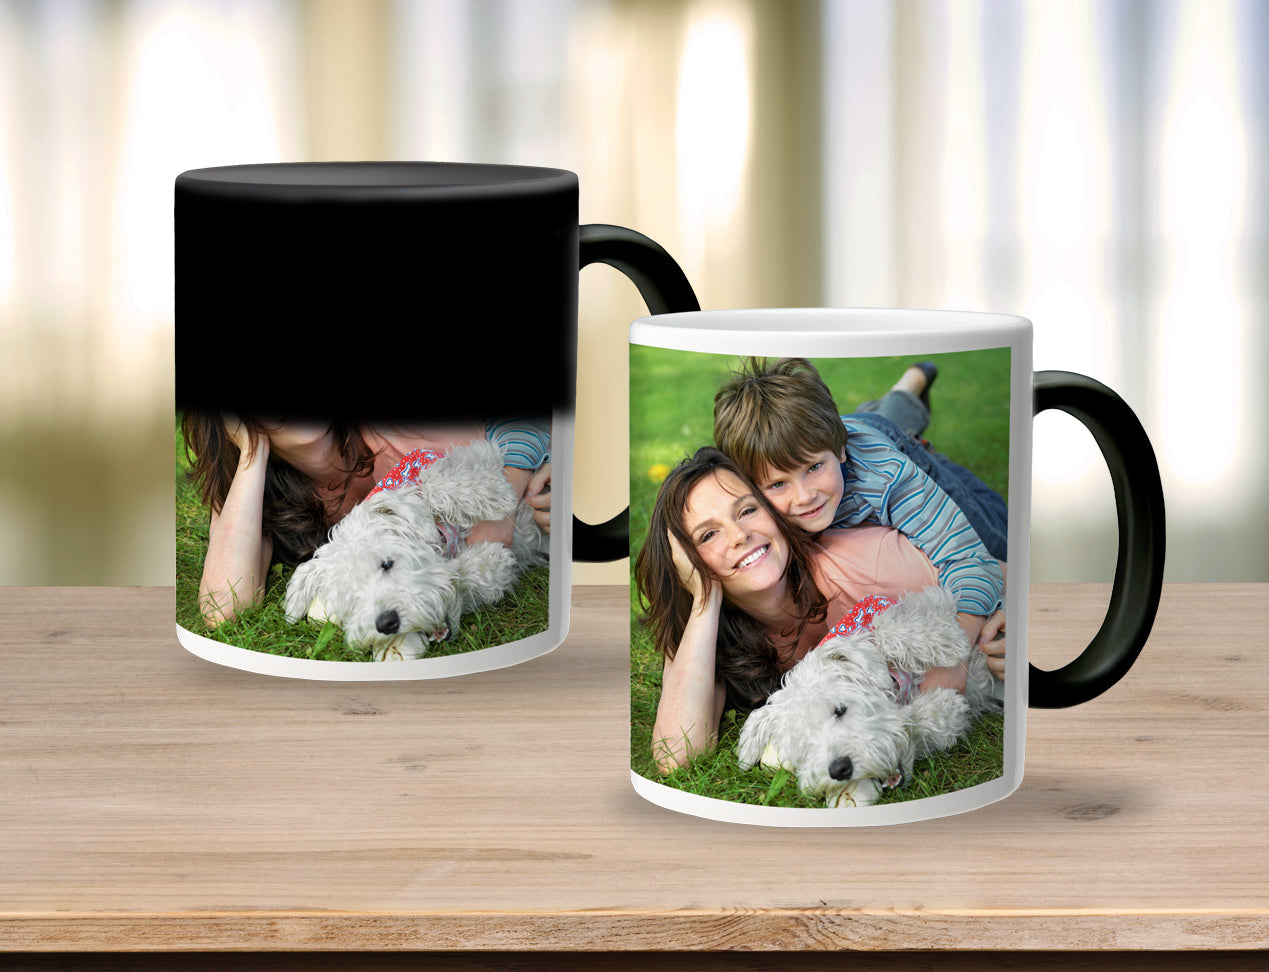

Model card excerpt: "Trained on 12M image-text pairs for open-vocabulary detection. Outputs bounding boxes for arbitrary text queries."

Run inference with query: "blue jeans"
[852,392,1009,563]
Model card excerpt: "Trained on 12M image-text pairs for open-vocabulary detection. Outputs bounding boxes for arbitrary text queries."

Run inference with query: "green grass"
[628,348,1010,807]
[630,706,1005,808]
[175,418,550,662]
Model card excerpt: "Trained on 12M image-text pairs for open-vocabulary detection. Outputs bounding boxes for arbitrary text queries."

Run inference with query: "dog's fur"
[284,440,548,661]
[737,585,998,808]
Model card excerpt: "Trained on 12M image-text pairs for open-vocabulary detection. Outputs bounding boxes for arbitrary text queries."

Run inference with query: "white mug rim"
[630,307,1031,359]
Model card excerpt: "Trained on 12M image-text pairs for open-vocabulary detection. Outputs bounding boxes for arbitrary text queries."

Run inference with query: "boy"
[713,357,1007,648]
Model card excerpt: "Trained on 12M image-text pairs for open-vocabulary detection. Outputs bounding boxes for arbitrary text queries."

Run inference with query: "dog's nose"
[375,609,400,634]
[829,756,854,781]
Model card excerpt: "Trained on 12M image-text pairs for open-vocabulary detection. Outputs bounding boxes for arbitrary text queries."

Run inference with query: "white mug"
[628,308,1164,826]
[173,162,697,680]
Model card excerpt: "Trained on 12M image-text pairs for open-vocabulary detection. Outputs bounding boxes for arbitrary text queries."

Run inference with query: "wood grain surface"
[2,584,1267,952]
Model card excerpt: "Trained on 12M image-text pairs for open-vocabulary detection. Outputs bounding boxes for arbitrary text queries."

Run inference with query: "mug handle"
[574,224,700,562]
[1029,371,1166,707]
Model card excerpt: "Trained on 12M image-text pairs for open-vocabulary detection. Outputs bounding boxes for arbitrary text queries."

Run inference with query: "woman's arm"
[198,423,272,626]
[923,563,1008,690]
[955,612,987,645]
[465,465,532,547]
[467,418,552,546]
[651,535,728,773]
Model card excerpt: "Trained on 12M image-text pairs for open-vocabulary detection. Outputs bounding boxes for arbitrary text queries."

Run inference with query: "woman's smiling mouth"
[734,545,769,569]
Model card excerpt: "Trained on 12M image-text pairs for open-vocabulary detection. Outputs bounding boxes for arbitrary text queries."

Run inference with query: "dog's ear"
[817,631,861,665]
[737,704,775,770]
[362,492,402,519]
[818,632,891,688]
[362,489,442,543]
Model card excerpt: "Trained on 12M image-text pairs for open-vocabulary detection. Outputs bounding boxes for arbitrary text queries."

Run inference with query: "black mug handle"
[574,224,700,562]
[1029,371,1166,707]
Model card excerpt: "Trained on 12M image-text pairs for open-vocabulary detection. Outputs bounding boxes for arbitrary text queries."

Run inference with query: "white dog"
[737,586,999,808]
[284,439,548,661]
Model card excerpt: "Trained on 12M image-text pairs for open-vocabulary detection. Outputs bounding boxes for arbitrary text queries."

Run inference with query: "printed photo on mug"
[630,346,1011,812]
[176,412,553,665]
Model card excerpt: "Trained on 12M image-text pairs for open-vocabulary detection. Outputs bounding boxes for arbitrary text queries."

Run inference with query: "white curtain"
[1,0,1263,585]
[0,0,299,584]
[390,0,800,584]
[822,0,1268,582]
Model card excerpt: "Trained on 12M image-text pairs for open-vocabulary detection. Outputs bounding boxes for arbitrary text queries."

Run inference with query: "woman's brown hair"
[180,411,375,567]
[633,447,827,714]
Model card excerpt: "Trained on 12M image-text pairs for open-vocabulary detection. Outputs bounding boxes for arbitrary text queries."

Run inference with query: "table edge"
[4,909,1268,952]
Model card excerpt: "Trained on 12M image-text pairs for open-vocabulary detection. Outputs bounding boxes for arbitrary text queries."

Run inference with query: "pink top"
[329,424,487,521]
[360,424,486,481]
[817,593,898,646]
[365,449,447,499]
[766,525,939,668]
[808,524,939,633]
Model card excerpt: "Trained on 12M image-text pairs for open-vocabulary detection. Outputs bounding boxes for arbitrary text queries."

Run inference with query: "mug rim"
[631,769,1024,828]
[177,161,578,201]
[630,307,1031,358]
[633,306,1029,334]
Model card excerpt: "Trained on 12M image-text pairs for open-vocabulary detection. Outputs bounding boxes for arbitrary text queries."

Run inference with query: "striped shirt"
[831,418,1005,617]
[485,417,551,470]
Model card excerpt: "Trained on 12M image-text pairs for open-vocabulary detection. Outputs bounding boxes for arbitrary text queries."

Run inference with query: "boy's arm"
[835,430,1005,618]
[485,416,550,469]
[468,417,551,548]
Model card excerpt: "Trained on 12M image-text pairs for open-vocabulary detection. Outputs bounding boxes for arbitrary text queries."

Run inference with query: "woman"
[634,448,1004,773]
[181,411,552,626]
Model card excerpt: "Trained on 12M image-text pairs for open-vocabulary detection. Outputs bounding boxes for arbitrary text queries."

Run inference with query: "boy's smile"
[758,448,846,534]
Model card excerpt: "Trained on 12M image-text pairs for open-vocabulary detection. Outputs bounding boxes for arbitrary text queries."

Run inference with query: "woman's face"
[682,470,789,597]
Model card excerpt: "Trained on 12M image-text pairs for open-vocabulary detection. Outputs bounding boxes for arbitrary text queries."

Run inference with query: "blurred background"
[0,0,1264,587]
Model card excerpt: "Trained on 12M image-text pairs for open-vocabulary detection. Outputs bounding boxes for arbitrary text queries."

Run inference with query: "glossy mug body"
[174,162,696,680]
[628,308,1164,825]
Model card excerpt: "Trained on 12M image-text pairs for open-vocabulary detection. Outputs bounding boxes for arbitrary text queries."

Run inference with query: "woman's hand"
[668,529,720,611]
[654,530,727,774]
[524,463,551,534]
[977,608,1006,680]
[223,412,266,467]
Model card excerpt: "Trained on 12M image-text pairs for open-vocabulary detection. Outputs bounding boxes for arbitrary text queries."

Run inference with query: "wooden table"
[2,584,1267,963]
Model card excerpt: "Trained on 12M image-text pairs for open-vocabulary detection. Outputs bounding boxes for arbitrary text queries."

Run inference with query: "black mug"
[175,162,697,679]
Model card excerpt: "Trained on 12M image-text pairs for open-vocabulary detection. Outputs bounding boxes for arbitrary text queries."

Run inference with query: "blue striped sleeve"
[833,420,1005,616]
[485,417,551,470]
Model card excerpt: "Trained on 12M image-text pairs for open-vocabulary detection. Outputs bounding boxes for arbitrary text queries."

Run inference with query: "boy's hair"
[713,357,847,480]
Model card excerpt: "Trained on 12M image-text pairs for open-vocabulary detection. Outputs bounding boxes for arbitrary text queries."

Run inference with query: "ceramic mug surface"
[628,308,1164,826]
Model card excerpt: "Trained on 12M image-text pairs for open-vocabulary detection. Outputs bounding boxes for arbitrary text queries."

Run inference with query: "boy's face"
[755,448,846,534]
